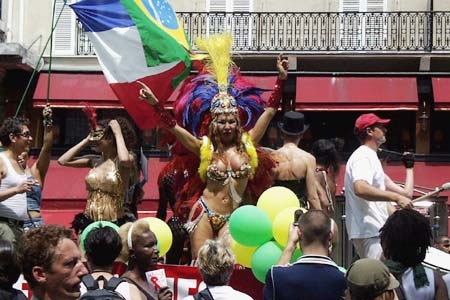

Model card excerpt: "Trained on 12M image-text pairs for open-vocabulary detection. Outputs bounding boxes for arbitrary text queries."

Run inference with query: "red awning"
[33,73,277,109]
[296,77,418,111]
[432,77,450,111]
[33,73,121,108]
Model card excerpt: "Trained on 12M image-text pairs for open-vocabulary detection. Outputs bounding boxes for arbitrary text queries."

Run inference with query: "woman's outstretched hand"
[137,80,159,105]
[277,54,289,80]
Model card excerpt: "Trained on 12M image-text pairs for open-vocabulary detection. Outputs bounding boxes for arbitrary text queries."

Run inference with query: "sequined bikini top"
[206,161,251,183]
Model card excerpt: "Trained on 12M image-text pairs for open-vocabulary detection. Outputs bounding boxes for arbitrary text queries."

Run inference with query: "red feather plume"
[81,103,98,129]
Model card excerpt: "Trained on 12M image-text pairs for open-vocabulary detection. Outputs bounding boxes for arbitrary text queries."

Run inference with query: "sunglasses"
[17,131,32,138]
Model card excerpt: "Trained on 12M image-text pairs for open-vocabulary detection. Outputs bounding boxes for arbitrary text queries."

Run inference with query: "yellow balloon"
[272,207,304,246]
[230,239,257,268]
[144,217,173,257]
[257,186,299,221]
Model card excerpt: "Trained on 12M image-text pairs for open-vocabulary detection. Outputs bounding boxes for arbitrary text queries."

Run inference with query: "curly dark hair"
[97,117,137,149]
[17,225,75,289]
[0,116,30,147]
[84,225,122,268]
[380,208,432,267]
[311,139,341,176]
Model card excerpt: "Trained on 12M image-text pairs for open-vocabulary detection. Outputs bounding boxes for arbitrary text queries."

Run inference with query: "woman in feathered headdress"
[138,33,288,259]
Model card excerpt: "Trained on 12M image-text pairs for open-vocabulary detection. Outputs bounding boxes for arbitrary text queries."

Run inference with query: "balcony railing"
[76,11,450,55]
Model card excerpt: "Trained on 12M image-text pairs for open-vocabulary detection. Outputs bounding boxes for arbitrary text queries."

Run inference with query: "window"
[50,109,167,155]
[206,0,253,49]
[339,0,387,50]
[53,0,76,55]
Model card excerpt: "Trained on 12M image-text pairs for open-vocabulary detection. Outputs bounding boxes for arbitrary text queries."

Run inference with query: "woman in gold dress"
[58,116,137,233]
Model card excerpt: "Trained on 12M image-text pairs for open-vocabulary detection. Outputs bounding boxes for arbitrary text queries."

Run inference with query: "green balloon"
[251,241,283,283]
[229,205,273,247]
[80,221,120,252]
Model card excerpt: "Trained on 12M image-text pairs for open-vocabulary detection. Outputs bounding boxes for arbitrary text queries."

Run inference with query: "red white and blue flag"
[70,0,191,129]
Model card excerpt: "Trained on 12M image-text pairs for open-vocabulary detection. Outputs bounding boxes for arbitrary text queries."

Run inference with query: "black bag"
[193,287,215,300]
[80,274,126,300]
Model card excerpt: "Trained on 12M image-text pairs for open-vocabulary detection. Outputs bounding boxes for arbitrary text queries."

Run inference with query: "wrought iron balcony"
[76,11,450,55]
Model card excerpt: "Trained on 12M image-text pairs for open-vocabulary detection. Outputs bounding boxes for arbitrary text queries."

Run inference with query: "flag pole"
[15,0,66,116]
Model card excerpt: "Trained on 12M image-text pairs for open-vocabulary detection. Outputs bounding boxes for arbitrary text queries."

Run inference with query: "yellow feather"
[242,133,258,178]
[198,136,212,182]
[195,33,233,88]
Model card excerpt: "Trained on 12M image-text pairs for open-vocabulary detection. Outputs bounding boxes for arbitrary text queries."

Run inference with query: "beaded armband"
[153,102,176,128]
[267,78,285,109]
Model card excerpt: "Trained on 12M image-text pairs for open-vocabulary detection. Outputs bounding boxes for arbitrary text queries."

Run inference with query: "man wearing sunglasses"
[0,116,35,244]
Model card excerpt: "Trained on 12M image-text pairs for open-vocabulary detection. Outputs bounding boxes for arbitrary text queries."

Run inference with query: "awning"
[33,73,277,109]
[33,73,121,108]
[432,77,450,111]
[295,77,418,111]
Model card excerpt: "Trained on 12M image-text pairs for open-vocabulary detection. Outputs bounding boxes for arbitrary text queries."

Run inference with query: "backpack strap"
[81,274,99,291]
[193,287,214,300]
[104,276,125,291]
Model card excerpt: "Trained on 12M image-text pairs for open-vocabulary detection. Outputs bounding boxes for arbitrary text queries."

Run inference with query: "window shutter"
[367,0,385,12]
[233,0,251,12]
[53,0,75,55]
[341,0,385,12]
[208,0,226,12]
[341,0,360,12]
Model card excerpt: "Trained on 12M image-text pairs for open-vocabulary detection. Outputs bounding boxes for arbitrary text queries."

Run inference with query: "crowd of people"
[0,32,449,299]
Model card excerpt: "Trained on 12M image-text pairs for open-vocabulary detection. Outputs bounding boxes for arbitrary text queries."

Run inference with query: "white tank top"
[401,266,435,300]
[0,152,27,220]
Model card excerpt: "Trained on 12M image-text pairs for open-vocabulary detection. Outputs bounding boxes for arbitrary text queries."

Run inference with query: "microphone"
[412,182,450,203]
[378,148,402,156]
[378,148,425,158]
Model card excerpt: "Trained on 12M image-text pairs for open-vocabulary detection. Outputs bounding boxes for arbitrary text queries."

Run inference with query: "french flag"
[70,0,192,129]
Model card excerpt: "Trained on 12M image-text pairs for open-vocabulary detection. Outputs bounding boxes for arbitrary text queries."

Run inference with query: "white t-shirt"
[183,284,254,300]
[344,145,389,239]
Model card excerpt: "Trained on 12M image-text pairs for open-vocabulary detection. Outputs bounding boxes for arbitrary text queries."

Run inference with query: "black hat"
[278,111,309,136]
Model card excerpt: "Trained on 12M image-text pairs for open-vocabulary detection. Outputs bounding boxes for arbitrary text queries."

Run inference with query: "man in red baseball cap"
[344,113,414,260]
[354,113,391,135]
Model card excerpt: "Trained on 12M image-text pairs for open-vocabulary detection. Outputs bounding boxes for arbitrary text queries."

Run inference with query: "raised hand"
[137,80,159,105]
[401,152,415,169]
[277,54,289,80]
[43,103,53,127]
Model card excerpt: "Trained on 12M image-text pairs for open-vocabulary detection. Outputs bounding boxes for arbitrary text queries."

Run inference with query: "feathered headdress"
[81,103,105,141]
[173,33,266,138]
[81,103,98,129]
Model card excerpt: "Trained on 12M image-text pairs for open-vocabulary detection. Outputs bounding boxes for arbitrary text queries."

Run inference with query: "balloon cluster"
[229,186,306,282]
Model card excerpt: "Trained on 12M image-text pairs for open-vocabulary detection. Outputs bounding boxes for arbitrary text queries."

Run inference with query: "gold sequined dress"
[84,159,124,221]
